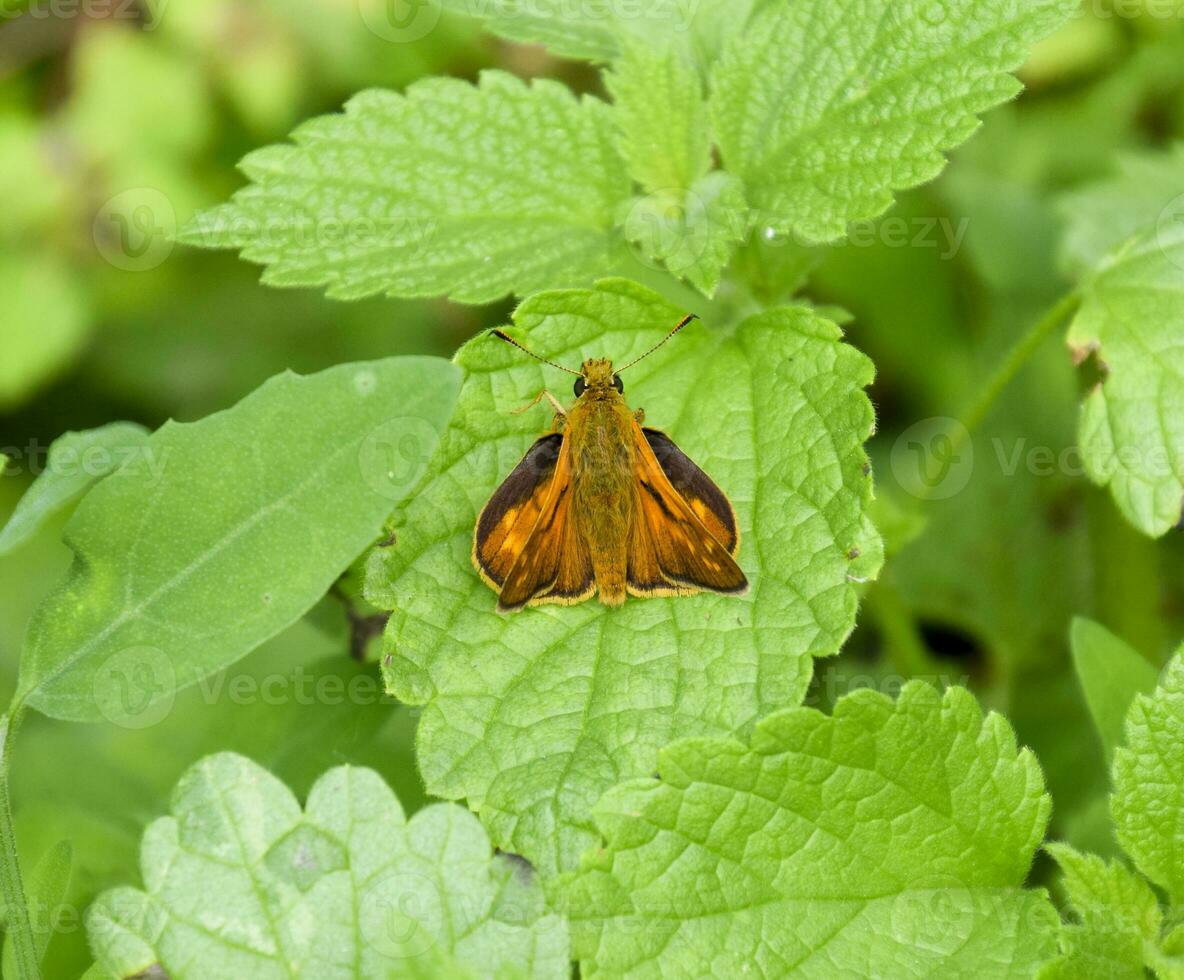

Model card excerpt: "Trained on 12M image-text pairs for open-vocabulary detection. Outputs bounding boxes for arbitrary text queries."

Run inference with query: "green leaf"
[1040,843,1158,980]
[606,39,749,294]
[1,840,72,977]
[437,0,627,61]
[561,682,1056,977]
[435,0,755,63]
[0,424,149,558]
[0,112,74,240]
[1070,617,1161,764]
[1059,144,1184,272]
[1112,650,1184,904]
[365,278,882,875]
[86,753,568,979]
[607,39,711,196]
[16,356,460,722]
[710,0,1076,242]
[1068,221,1184,536]
[180,72,633,304]
[0,252,91,411]
[621,173,749,297]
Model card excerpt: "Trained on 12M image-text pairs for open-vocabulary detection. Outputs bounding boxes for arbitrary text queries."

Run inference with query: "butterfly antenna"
[617,314,698,373]
[490,330,581,376]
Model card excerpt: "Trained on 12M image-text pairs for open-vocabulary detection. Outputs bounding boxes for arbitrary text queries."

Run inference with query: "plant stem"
[910,290,1081,506]
[0,704,38,980]
[958,290,1081,442]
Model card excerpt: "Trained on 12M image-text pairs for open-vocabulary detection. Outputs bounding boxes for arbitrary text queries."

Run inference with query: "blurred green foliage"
[2,1,1184,974]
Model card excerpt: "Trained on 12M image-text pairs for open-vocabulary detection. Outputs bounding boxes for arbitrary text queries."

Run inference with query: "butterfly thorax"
[567,376,635,604]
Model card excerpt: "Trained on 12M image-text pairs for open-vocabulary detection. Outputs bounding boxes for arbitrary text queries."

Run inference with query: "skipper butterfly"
[472,315,748,612]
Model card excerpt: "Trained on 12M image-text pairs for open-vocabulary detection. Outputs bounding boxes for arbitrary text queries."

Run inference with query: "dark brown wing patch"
[472,433,562,589]
[629,422,747,597]
[643,428,739,555]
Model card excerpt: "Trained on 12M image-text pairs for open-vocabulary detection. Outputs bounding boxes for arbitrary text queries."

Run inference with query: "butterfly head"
[574,359,623,398]
[490,313,697,397]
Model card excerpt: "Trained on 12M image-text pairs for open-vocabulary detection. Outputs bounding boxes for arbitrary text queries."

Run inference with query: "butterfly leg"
[633,408,646,425]
[512,389,568,418]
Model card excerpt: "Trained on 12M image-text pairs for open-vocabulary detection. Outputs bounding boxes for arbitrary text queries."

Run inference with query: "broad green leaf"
[561,682,1056,977]
[435,0,757,63]
[1058,144,1184,272]
[0,252,91,411]
[17,356,460,722]
[1112,650,1184,904]
[1,840,72,977]
[12,618,425,978]
[365,278,882,875]
[0,424,149,558]
[1039,843,1158,980]
[1070,617,1161,764]
[711,0,1077,242]
[437,0,632,61]
[86,753,568,979]
[1068,222,1184,536]
[606,39,711,196]
[180,72,633,304]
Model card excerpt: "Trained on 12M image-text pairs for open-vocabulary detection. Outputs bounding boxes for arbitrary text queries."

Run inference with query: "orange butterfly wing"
[472,432,593,612]
[628,424,747,597]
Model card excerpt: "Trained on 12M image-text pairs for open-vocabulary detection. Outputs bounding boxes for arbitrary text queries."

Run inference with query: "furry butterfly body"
[473,328,747,613]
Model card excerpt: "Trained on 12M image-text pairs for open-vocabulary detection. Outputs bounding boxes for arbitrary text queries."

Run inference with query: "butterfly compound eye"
[573,376,587,397]
[612,374,624,394]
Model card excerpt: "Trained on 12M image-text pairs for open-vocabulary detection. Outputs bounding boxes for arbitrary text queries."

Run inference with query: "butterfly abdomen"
[570,397,635,605]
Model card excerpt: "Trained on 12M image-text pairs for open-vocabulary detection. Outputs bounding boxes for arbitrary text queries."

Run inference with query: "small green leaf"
[181,72,633,304]
[435,0,756,63]
[710,0,1077,242]
[0,253,90,411]
[365,278,882,875]
[1059,144,1184,272]
[561,682,1056,977]
[1068,221,1184,537]
[437,0,630,61]
[1,840,72,977]
[621,173,749,297]
[17,357,460,722]
[606,38,748,293]
[607,39,711,196]
[1070,617,1161,764]
[1040,843,1158,980]
[86,753,568,979]
[0,424,149,557]
[1112,650,1184,904]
